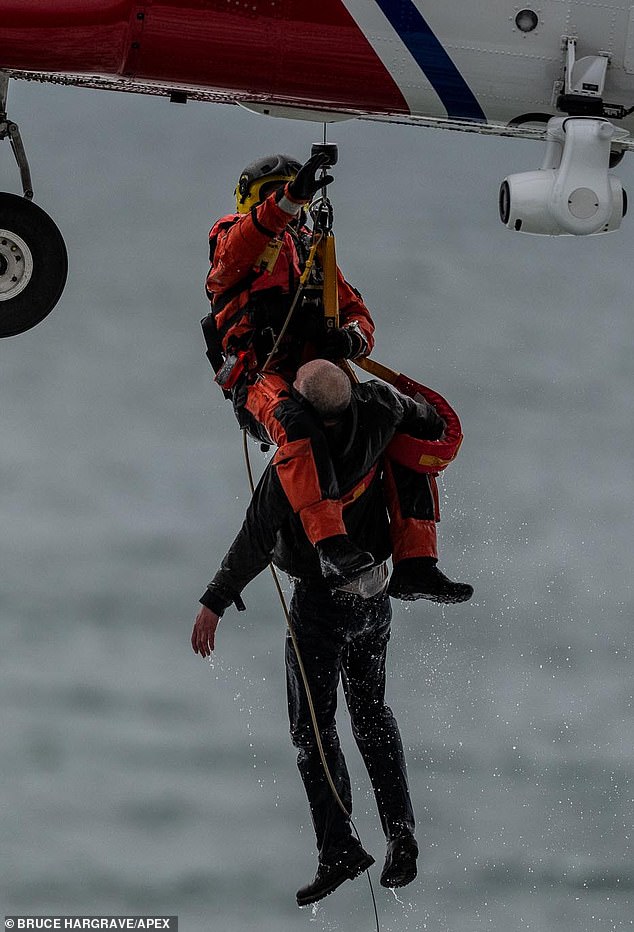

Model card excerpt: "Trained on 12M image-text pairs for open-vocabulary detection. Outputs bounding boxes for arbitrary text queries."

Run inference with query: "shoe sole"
[388,588,473,604]
[380,863,417,888]
[296,853,375,907]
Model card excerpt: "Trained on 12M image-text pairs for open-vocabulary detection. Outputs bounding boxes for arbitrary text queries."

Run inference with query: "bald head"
[293,359,352,419]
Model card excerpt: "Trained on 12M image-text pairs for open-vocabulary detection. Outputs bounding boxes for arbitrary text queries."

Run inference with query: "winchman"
[204,151,375,585]
[203,150,472,602]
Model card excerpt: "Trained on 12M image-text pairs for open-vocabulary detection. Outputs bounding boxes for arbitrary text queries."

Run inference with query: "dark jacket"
[201,380,445,615]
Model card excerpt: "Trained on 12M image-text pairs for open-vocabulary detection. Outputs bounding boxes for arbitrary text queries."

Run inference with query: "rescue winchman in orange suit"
[203,151,472,602]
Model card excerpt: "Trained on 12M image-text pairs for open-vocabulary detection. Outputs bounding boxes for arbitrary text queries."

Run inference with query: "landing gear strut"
[0,73,68,336]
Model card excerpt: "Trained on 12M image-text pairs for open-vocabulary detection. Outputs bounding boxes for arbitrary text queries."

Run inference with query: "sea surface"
[1,86,633,931]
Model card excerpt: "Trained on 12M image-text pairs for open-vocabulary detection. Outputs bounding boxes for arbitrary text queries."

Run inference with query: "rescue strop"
[354,357,463,474]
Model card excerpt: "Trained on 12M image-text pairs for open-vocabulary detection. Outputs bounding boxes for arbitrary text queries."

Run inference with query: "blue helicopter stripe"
[374,0,486,121]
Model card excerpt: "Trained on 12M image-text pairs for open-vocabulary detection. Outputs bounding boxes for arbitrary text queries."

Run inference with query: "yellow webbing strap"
[317,232,339,328]
[354,356,399,384]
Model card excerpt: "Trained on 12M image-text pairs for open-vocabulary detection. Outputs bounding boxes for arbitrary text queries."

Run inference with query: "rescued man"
[191,360,473,906]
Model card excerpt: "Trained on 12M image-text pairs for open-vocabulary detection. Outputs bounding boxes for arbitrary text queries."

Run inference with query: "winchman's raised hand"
[287,152,334,203]
[191,605,221,657]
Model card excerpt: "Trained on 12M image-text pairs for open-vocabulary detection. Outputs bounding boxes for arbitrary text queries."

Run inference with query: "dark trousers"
[285,582,415,862]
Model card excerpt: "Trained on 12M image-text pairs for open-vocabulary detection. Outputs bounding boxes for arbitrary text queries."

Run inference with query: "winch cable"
[241,429,380,931]
[243,131,381,926]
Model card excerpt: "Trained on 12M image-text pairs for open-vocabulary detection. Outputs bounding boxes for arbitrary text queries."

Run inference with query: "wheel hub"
[0,229,34,301]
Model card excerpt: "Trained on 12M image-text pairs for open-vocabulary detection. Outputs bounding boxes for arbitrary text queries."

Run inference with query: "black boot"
[296,843,375,907]
[388,557,473,603]
[380,833,419,888]
[315,535,375,585]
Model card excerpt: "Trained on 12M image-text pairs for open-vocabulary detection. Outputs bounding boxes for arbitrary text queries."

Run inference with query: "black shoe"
[296,844,375,907]
[380,833,419,888]
[315,535,375,586]
[388,558,473,604]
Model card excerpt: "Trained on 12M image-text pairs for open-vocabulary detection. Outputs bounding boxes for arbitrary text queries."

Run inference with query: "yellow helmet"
[235,154,302,214]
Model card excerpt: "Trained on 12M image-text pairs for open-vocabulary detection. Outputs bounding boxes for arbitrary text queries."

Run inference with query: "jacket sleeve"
[200,466,290,615]
[394,390,446,440]
[206,186,301,297]
[372,382,445,440]
[337,271,375,356]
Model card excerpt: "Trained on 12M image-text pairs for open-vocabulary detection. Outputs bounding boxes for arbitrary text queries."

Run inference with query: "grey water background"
[1,82,632,931]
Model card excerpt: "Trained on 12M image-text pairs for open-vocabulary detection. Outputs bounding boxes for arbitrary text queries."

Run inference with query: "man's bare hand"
[191,605,221,657]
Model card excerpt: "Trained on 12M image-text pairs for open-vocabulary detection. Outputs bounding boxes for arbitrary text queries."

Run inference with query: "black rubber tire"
[0,192,68,337]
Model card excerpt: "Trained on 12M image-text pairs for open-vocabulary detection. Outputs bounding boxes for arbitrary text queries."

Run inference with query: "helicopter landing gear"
[0,72,68,336]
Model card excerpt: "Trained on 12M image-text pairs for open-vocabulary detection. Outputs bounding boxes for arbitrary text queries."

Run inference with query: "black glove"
[319,326,364,361]
[287,152,334,202]
[406,402,446,441]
